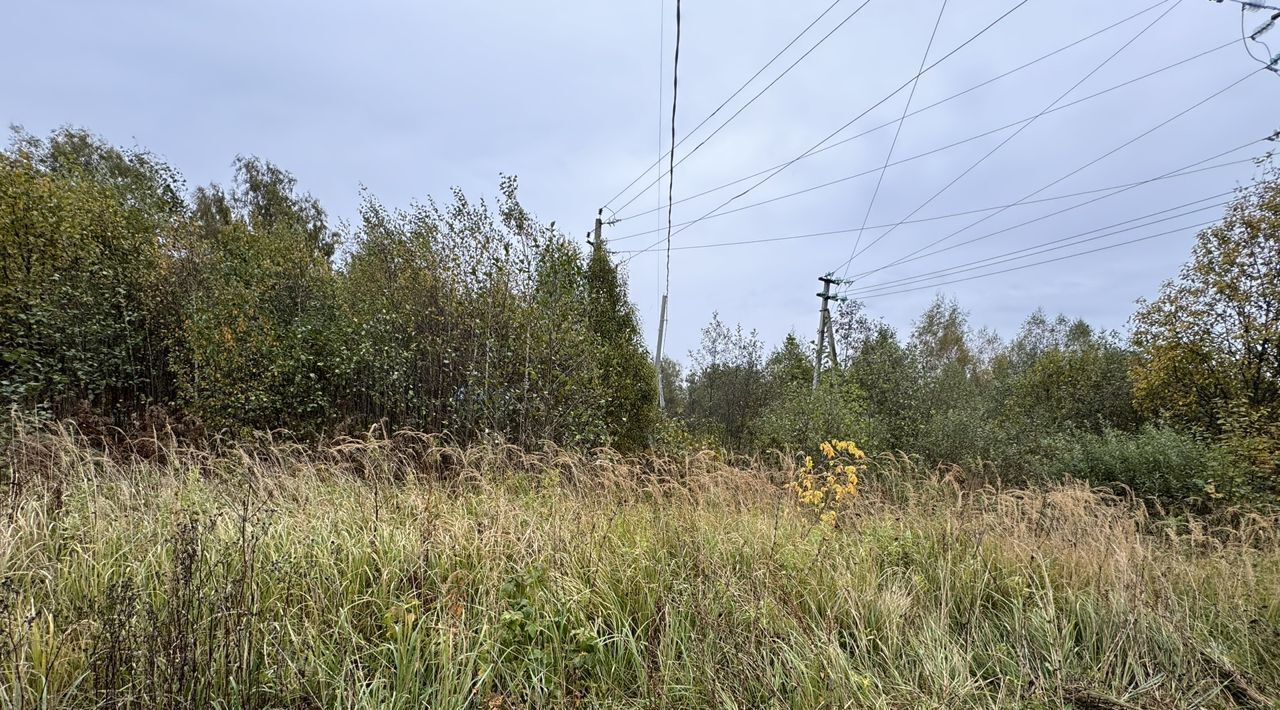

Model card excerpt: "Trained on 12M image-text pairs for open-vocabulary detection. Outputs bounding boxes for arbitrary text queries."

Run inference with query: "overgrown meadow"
[2,425,1278,709]
[3,127,1280,707]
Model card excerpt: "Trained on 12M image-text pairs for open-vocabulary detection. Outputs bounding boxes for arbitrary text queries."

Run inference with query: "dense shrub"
[752,375,870,455]
[1041,426,1254,508]
[170,158,343,433]
[334,179,655,449]
[683,314,768,450]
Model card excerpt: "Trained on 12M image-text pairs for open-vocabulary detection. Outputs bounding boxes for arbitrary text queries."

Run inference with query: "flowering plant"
[786,439,865,527]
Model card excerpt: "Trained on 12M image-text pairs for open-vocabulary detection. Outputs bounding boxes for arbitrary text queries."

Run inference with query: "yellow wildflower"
[786,439,864,521]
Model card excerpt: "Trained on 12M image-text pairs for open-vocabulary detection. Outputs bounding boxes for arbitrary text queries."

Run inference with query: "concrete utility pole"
[654,294,668,410]
[813,274,845,390]
[826,313,840,370]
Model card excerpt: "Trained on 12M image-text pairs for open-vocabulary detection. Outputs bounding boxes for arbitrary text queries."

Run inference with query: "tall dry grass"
[0,423,1277,708]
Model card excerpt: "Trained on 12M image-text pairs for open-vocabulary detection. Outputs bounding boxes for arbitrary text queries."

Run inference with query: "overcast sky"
[4,0,1276,360]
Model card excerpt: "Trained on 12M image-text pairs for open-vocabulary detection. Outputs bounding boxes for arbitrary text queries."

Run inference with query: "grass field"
[1,426,1278,708]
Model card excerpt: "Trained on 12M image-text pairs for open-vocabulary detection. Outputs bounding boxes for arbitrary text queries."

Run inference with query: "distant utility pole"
[812,274,845,390]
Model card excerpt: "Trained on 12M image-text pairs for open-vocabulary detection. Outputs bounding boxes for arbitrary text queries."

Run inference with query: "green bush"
[0,128,184,419]
[751,375,870,455]
[1042,426,1261,508]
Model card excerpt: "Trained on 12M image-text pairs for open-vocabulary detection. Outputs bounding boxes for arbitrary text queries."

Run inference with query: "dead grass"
[1,422,1277,708]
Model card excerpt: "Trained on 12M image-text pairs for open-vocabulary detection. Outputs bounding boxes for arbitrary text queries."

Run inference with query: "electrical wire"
[601,0,851,213]
[654,0,666,306]
[841,71,1263,282]
[841,139,1267,281]
[663,0,681,297]
[847,0,949,263]
[618,0,1036,265]
[613,156,1250,255]
[611,0,1174,225]
[612,38,1235,246]
[614,2,881,218]
[831,0,1184,274]
[1216,0,1280,12]
[842,195,1232,295]
[1241,4,1280,69]
[847,220,1216,301]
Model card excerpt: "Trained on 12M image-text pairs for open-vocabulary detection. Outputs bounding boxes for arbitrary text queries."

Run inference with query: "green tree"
[657,356,688,417]
[586,239,658,451]
[337,177,656,449]
[910,295,978,378]
[171,157,342,432]
[1000,310,1138,436]
[751,332,867,453]
[904,296,1001,465]
[1130,164,1280,434]
[685,313,767,450]
[0,128,184,421]
[835,302,923,453]
[1129,165,1280,500]
[765,333,813,392]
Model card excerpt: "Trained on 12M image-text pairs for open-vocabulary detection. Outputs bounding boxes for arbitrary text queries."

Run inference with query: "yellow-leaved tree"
[1130,159,1280,496]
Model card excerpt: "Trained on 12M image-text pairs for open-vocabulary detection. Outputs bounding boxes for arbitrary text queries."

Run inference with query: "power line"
[1215,0,1280,69]
[1239,3,1280,70]
[619,0,1034,266]
[616,121,1016,241]
[831,0,1184,274]
[844,221,1216,301]
[611,0,1173,226]
[612,156,1251,255]
[845,140,1270,279]
[844,71,1263,282]
[613,1,879,218]
[843,141,1265,281]
[601,0,853,213]
[841,195,1232,295]
[662,0,682,299]
[612,39,1235,246]
[653,0,682,412]
[624,0,1034,266]
[654,0,666,306]
[847,0,949,264]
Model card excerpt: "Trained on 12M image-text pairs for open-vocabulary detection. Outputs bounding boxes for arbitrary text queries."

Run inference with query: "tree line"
[0,128,656,448]
[1,127,1276,506]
